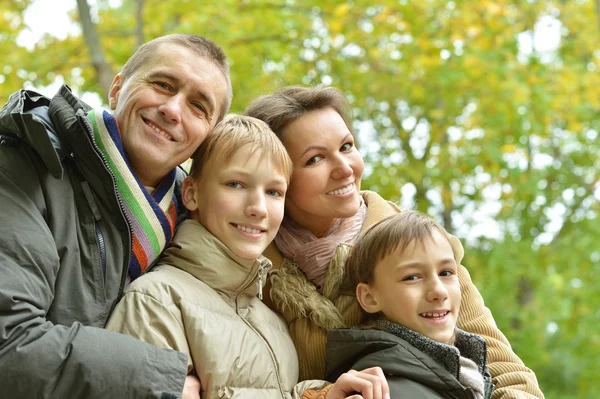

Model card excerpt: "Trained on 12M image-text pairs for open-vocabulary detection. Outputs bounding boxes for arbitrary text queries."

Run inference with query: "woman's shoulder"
[361,190,402,229]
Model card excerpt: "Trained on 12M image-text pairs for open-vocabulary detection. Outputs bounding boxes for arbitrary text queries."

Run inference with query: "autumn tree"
[2,1,598,397]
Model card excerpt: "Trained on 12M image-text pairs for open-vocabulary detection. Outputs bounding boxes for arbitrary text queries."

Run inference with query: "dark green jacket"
[0,86,188,398]
[326,325,493,399]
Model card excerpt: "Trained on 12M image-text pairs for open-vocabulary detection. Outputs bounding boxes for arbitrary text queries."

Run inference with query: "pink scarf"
[274,201,367,293]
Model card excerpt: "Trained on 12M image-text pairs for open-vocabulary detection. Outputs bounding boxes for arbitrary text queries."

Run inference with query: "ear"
[108,74,122,110]
[182,176,198,212]
[356,282,381,314]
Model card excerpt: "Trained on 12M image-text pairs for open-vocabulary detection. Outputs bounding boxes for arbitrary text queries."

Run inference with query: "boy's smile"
[361,230,461,343]
[183,145,288,260]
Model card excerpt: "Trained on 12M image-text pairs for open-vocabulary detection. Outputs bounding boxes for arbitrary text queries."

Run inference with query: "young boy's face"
[183,145,288,259]
[358,229,461,343]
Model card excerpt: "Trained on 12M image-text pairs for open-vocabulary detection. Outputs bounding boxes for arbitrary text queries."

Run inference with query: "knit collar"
[374,319,488,379]
[159,219,272,301]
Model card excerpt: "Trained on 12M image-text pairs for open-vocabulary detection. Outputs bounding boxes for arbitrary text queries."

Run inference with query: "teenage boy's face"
[183,146,288,259]
[362,230,460,343]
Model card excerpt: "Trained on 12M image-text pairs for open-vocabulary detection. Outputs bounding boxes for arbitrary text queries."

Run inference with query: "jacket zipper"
[233,262,286,398]
[95,222,107,280]
[77,116,133,318]
[257,262,266,300]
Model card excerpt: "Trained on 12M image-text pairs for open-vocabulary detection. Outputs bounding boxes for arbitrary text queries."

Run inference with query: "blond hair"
[244,85,354,140]
[347,211,462,289]
[120,34,232,123]
[189,114,293,182]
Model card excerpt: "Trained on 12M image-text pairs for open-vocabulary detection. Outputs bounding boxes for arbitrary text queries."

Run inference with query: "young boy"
[326,211,494,399]
[106,115,324,398]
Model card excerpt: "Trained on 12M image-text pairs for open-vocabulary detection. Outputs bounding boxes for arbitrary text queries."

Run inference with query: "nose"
[158,94,184,124]
[426,276,449,303]
[331,154,353,180]
[245,191,267,219]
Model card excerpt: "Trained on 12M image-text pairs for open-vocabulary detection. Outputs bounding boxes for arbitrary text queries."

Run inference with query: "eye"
[226,182,243,189]
[305,155,323,166]
[402,275,419,281]
[266,188,283,197]
[440,270,455,277]
[340,142,354,151]
[154,81,172,91]
[192,102,207,115]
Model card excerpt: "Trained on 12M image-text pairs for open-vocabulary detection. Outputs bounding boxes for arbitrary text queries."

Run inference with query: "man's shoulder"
[0,86,89,179]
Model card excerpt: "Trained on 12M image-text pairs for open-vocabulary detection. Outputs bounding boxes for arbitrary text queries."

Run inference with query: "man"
[0,34,232,398]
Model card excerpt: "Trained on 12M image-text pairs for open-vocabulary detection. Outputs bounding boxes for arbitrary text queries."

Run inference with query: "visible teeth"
[236,225,262,234]
[327,183,353,196]
[147,121,173,141]
[421,312,448,318]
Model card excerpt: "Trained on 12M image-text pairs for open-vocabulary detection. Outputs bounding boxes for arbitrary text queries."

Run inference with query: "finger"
[348,368,387,399]
[333,372,374,399]
[358,367,389,398]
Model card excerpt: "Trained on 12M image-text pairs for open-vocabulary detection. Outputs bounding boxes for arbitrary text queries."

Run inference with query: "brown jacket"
[263,191,544,399]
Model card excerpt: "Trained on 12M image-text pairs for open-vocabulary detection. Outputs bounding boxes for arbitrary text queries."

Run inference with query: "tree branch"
[135,0,144,49]
[75,0,114,97]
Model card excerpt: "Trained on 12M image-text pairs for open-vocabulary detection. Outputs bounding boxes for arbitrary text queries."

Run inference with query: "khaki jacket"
[263,191,544,399]
[107,220,324,398]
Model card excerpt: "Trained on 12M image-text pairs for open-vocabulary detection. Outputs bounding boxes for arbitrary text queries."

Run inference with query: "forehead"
[131,44,226,92]
[201,146,288,180]
[378,230,454,269]
[282,108,351,149]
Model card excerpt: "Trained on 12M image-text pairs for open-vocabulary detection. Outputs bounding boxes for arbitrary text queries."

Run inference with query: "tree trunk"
[136,0,145,49]
[76,0,114,97]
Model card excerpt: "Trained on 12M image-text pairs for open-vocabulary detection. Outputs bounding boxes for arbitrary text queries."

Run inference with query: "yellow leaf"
[333,3,350,17]
[501,144,516,153]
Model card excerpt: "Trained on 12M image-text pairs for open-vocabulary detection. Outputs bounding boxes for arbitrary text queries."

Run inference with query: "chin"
[337,204,361,218]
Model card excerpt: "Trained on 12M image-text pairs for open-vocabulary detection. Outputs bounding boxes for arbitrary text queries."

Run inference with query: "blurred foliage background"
[2,0,599,397]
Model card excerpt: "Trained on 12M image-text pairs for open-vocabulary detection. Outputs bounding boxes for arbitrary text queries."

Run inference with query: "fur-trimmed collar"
[374,319,488,379]
[268,191,399,329]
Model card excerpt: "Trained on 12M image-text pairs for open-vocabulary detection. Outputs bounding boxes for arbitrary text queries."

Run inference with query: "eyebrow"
[395,258,456,270]
[225,168,288,186]
[300,133,353,158]
[147,71,216,117]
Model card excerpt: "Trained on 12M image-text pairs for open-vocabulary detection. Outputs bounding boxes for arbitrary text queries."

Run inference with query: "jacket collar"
[160,219,271,301]
[374,319,488,379]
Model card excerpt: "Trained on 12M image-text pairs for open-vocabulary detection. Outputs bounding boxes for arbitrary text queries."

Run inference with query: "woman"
[245,86,544,399]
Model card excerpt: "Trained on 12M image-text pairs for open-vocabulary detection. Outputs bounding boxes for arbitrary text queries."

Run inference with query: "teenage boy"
[106,115,388,399]
[326,211,494,399]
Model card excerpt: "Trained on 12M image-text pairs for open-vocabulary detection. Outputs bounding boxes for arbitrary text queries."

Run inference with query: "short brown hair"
[120,34,233,122]
[347,211,463,289]
[244,85,354,140]
[189,114,293,182]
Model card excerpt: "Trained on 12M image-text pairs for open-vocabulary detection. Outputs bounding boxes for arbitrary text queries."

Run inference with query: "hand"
[326,367,390,399]
[182,375,201,399]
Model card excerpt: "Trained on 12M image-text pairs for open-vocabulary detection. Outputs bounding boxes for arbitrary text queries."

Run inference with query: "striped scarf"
[87,109,178,280]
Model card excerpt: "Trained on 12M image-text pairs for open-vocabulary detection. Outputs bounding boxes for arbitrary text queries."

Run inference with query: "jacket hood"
[326,328,464,391]
[374,320,488,379]
[327,327,493,398]
[159,219,271,301]
[0,85,91,179]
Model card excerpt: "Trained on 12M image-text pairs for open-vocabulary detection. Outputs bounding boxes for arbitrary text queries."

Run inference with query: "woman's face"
[281,107,364,235]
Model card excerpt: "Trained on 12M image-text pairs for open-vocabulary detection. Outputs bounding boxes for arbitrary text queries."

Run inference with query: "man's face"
[182,147,288,259]
[360,230,461,343]
[109,43,228,187]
